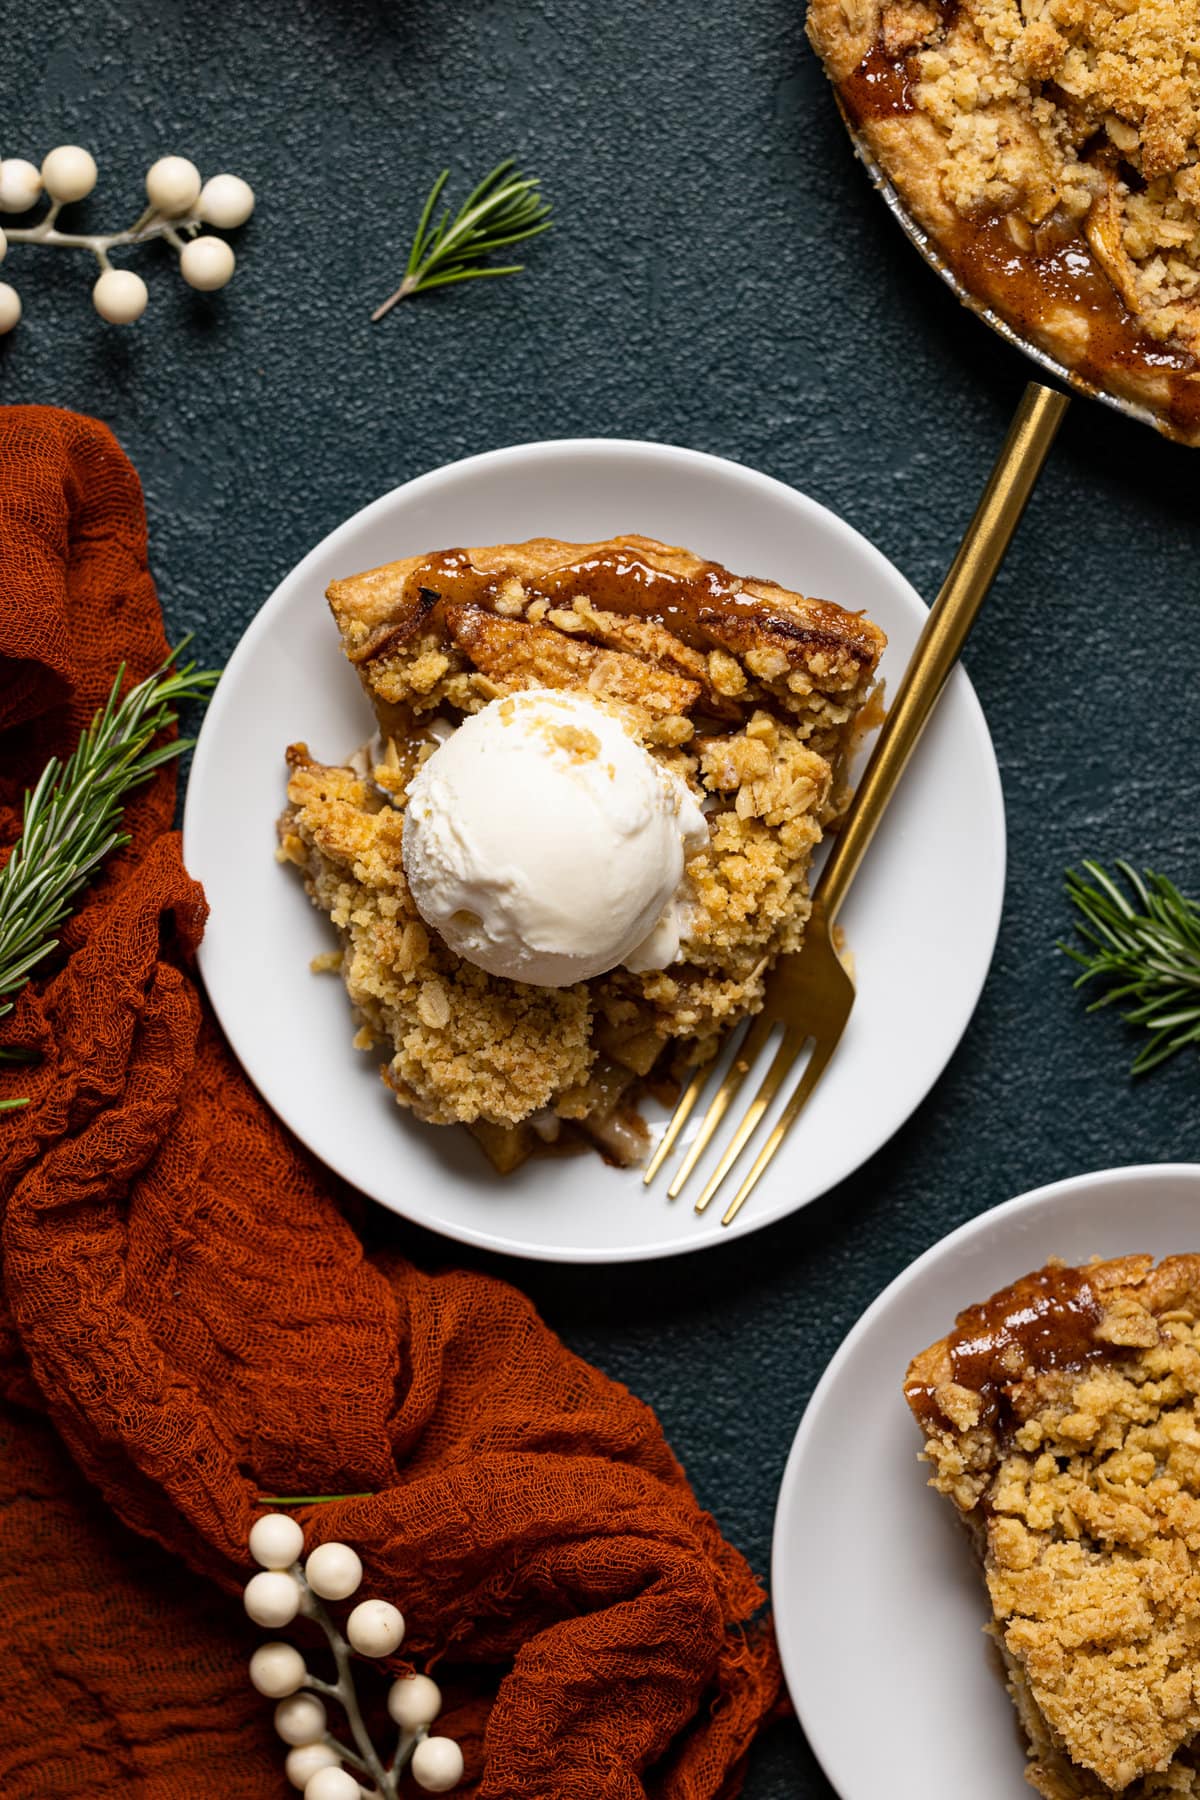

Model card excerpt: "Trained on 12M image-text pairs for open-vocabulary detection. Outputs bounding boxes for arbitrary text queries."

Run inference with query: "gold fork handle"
[817,381,1069,923]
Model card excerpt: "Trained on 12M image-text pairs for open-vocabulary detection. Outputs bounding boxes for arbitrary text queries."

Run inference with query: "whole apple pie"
[808,0,1200,444]
[906,1254,1200,1797]
[278,535,885,1172]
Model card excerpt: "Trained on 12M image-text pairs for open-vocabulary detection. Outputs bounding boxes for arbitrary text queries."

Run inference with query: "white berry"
[387,1673,442,1730]
[41,145,97,203]
[304,1542,362,1601]
[275,1692,326,1747]
[0,158,43,213]
[286,1743,341,1790]
[249,1641,307,1697]
[91,266,147,324]
[197,172,255,229]
[92,268,148,325]
[243,1568,302,1627]
[145,155,201,215]
[411,1735,465,1792]
[304,1769,361,1800]
[250,1512,304,1570]
[180,235,235,292]
[346,1598,404,1658]
[0,282,20,333]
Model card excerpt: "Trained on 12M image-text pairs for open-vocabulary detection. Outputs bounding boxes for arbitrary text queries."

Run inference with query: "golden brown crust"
[328,533,885,687]
[280,535,885,1172]
[906,1256,1200,1795]
[807,0,1200,445]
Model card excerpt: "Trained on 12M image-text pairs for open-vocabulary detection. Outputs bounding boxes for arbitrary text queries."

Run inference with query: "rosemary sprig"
[1062,859,1200,1075]
[256,1493,375,1506]
[372,158,552,320]
[0,644,219,1110]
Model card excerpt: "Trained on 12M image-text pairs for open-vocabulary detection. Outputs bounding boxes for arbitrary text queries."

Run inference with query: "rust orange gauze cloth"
[0,407,781,1799]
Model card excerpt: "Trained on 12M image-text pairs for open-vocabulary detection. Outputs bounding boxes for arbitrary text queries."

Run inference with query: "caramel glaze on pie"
[905,1262,1106,1437]
[279,535,885,1174]
[335,541,883,707]
[906,1255,1200,1797]
[808,0,1200,444]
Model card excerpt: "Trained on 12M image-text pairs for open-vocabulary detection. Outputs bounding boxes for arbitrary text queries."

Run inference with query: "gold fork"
[644,382,1070,1226]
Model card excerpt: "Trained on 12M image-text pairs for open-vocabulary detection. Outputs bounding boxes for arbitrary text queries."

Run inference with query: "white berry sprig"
[0,147,254,330]
[245,1513,464,1798]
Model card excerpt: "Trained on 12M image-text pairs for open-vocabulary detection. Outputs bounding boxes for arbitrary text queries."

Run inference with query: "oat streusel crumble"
[808,0,1200,442]
[906,1255,1200,1797]
[278,535,885,1172]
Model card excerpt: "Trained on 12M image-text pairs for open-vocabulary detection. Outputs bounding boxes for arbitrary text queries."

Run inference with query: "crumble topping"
[808,0,1200,443]
[907,1255,1200,1797]
[540,719,602,762]
[878,0,1200,353]
[282,754,594,1125]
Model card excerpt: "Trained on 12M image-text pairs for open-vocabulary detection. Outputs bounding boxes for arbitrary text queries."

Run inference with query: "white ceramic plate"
[183,439,1004,1263]
[772,1162,1200,1799]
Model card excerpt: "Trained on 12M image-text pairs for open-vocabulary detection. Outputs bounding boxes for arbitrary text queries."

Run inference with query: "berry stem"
[393,1726,420,1775]
[321,1731,371,1776]
[295,1564,398,1799]
[4,211,204,259]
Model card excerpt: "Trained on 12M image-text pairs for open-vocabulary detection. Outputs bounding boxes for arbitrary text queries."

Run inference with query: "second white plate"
[183,438,1005,1262]
[773,1163,1200,1799]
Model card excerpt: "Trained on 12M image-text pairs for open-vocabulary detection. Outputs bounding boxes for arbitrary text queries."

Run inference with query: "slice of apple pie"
[278,534,885,1172]
[905,1255,1200,1797]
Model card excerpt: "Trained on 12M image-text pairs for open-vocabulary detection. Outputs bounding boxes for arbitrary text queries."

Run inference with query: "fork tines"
[643,1011,842,1226]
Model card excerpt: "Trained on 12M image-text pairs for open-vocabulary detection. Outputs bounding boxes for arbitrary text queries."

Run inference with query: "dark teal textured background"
[5,2,1200,1793]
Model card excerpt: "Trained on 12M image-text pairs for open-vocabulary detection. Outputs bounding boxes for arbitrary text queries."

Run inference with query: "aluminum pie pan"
[835,96,1171,441]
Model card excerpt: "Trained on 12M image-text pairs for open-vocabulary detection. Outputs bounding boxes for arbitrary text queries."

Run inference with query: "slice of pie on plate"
[905,1254,1200,1796]
[278,534,885,1173]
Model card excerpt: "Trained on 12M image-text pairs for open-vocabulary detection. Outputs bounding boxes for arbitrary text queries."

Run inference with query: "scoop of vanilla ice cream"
[401,689,708,987]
